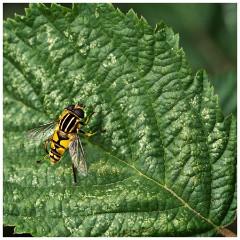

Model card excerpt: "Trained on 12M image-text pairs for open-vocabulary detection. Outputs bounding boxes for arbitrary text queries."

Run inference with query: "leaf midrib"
[88,140,218,230]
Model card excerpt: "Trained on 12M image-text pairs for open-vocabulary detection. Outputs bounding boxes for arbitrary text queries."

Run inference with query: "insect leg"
[36,154,48,164]
[36,137,52,164]
[71,161,77,184]
[80,111,95,126]
[79,129,98,137]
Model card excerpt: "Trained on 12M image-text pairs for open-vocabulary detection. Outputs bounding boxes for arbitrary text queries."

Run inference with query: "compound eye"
[66,105,75,110]
[73,109,84,118]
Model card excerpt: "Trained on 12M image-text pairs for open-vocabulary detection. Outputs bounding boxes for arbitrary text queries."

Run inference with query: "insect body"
[27,104,98,184]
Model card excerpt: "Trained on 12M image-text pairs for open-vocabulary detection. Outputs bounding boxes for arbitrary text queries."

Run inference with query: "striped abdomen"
[49,113,79,164]
[49,129,70,164]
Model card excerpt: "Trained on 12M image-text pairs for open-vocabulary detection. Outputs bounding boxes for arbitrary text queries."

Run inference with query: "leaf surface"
[3,3,236,237]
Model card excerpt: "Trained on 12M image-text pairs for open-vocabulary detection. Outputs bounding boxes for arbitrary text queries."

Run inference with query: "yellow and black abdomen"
[49,129,70,164]
[49,113,79,164]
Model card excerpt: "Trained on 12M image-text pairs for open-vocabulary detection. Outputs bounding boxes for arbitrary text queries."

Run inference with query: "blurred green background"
[3,3,237,237]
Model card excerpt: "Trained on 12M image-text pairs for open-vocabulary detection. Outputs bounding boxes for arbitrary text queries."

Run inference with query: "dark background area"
[3,3,237,237]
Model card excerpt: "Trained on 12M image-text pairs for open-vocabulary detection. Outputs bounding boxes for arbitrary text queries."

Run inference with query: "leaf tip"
[154,20,165,32]
[195,68,205,78]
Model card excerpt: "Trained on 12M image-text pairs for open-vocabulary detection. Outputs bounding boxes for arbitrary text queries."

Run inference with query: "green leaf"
[3,3,236,237]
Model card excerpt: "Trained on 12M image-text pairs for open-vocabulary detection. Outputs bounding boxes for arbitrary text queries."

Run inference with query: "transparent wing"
[27,121,58,140]
[69,135,88,176]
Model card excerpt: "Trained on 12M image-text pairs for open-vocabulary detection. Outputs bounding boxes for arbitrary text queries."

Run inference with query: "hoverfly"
[27,103,99,184]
